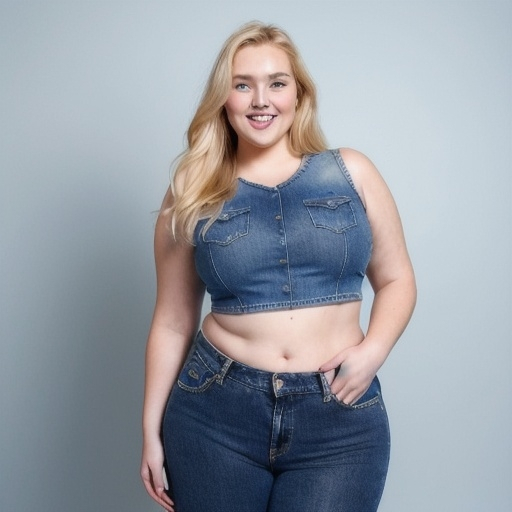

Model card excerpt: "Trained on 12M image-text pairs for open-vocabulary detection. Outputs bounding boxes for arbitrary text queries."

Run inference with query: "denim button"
[282,285,290,293]
[275,378,284,390]
[193,151,373,314]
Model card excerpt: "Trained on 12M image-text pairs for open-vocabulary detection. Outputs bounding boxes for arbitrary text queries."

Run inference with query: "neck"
[235,138,299,171]
[234,139,303,187]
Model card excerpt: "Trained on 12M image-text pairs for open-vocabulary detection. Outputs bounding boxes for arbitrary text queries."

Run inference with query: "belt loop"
[318,372,333,403]
[216,358,233,385]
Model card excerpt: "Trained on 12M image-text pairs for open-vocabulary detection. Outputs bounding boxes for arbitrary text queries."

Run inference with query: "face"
[224,44,298,152]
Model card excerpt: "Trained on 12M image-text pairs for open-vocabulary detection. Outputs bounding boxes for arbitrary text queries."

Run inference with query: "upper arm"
[339,148,415,293]
[151,188,205,339]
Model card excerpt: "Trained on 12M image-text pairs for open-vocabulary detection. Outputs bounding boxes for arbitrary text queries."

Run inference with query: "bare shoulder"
[338,147,388,208]
[339,147,374,168]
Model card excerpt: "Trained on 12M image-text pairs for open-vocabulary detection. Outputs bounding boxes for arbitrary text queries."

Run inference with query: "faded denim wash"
[193,150,373,314]
[162,331,390,512]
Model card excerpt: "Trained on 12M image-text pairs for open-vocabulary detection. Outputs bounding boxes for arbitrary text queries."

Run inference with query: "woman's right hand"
[141,437,175,511]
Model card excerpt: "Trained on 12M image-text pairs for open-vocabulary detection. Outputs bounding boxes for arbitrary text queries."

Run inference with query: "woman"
[141,21,416,512]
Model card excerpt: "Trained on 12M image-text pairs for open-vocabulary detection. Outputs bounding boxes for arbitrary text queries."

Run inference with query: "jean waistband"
[195,330,332,400]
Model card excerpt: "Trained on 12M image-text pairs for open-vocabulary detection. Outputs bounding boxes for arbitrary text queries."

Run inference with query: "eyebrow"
[232,72,292,80]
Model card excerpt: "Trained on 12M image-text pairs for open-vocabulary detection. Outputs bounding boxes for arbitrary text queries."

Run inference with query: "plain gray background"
[1,1,510,511]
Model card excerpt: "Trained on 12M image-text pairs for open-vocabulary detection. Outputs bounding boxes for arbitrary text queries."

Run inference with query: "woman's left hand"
[319,341,386,405]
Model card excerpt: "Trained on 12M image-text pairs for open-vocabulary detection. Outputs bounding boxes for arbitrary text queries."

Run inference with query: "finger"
[143,479,175,511]
[328,364,351,395]
[141,466,175,510]
[141,473,162,503]
[319,352,345,373]
[323,368,336,385]
[156,488,175,511]
[336,381,370,405]
[336,389,358,405]
[332,372,360,400]
[152,466,171,499]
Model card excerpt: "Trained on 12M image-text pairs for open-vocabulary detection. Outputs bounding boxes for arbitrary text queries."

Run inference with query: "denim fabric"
[162,331,390,512]
[193,150,373,314]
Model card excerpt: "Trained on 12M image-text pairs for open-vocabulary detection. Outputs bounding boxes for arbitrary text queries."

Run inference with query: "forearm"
[142,326,193,440]
[363,273,417,367]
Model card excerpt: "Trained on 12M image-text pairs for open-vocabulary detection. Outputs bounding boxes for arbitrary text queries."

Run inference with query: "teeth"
[250,115,274,122]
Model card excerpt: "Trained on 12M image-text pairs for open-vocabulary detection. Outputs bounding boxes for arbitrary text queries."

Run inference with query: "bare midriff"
[201,302,365,373]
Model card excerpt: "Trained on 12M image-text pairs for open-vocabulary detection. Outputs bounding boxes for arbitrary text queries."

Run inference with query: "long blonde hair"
[169,21,327,242]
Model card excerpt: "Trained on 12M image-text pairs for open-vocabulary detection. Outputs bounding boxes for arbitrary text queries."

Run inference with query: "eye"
[235,83,249,91]
[270,81,286,88]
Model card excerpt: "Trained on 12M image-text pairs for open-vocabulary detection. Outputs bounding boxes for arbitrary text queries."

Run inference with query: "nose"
[251,86,269,109]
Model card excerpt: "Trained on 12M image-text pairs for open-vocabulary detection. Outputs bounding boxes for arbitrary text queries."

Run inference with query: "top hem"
[211,294,363,315]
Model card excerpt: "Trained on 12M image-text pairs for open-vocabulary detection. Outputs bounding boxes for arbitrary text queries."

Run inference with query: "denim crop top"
[193,150,373,314]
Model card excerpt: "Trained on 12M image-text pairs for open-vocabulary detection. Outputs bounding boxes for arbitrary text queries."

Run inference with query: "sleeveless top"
[193,149,373,314]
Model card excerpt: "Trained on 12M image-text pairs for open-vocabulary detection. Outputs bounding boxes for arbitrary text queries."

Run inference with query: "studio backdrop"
[1,1,510,511]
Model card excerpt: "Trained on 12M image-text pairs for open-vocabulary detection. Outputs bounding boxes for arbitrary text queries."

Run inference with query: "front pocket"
[177,353,217,393]
[202,207,250,245]
[303,197,357,233]
[332,377,382,410]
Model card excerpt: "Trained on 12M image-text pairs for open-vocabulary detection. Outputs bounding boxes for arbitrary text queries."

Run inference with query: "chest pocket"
[202,207,250,245]
[303,197,357,233]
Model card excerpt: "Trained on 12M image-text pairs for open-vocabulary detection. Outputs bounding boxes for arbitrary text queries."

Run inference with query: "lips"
[247,115,276,122]
[245,114,277,130]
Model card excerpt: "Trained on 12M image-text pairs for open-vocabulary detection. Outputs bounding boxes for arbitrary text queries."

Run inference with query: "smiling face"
[224,44,298,153]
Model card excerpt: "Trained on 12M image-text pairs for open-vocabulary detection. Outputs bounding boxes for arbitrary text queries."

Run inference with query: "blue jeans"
[162,331,390,512]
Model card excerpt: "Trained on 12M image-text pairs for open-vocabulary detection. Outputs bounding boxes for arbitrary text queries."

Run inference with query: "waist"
[193,330,332,399]
[202,303,364,373]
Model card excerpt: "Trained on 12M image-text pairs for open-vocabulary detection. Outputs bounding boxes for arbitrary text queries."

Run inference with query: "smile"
[247,115,276,122]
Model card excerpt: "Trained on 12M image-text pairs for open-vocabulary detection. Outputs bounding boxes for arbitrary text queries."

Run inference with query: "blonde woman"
[141,21,416,512]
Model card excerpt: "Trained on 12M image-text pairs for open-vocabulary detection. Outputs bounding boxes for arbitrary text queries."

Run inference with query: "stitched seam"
[208,244,244,309]
[211,294,362,313]
[335,233,349,298]
[332,149,367,211]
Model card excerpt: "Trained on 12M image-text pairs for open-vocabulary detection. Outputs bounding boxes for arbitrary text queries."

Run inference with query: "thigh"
[166,426,273,512]
[267,463,388,512]
[268,377,390,512]
[162,354,274,512]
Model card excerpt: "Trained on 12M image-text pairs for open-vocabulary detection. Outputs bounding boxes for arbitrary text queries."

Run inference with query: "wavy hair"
[168,21,327,242]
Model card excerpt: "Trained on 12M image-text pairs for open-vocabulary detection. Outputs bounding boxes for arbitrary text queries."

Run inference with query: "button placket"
[273,190,291,299]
